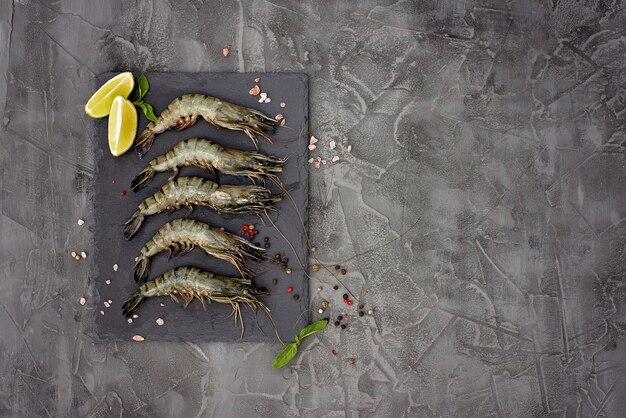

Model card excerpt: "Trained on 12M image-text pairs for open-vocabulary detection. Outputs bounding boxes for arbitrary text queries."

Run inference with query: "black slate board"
[90,72,309,342]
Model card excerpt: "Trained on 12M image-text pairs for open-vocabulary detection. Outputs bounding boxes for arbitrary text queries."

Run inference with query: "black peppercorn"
[343,294,348,300]
[340,324,346,329]
[254,242,260,247]
[272,278,278,285]
[358,311,364,317]
[283,257,289,263]
[293,294,300,301]
[333,285,339,290]
[337,315,343,321]
[334,321,340,327]
[340,268,347,275]
[264,242,271,248]
[335,265,341,270]
[264,237,269,242]
[358,303,364,309]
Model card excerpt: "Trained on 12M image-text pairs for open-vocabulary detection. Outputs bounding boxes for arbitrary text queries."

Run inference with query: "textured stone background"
[1,0,625,417]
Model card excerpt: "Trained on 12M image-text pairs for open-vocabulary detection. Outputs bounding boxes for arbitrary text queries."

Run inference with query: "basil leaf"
[137,74,149,100]
[298,319,328,341]
[272,343,298,369]
[142,102,157,122]
[132,99,144,105]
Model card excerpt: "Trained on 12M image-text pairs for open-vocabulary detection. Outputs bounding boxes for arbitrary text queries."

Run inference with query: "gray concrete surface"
[1,0,625,417]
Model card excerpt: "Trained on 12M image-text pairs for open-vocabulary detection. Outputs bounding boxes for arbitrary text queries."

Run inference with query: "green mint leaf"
[137,74,149,100]
[142,102,157,122]
[297,319,328,341]
[272,343,298,369]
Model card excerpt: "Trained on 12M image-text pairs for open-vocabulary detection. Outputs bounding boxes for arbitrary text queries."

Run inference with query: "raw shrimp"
[131,138,284,191]
[124,176,282,240]
[134,94,280,158]
[133,219,265,283]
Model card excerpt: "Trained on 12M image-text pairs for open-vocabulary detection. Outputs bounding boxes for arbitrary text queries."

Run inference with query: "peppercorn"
[312,264,320,272]
[119,190,126,196]
[286,268,292,275]
[358,311,364,317]
[310,246,317,252]
[293,294,300,300]
[343,294,348,299]
[283,257,289,263]
[275,253,281,259]
[340,268,347,275]
[333,285,339,290]
[347,357,356,365]
[264,242,270,248]
[272,278,278,285]
[335,265,341,270]
[317,286,322,292]
[347,300,353,306]
[254,242,260,247]
[337,315,343,321]
[248,224,255,230]
[321,300,329,308]
[334,321,340,327]
[358,303,364,309]
[264,237,269,242]
[340,324,346,329]
[367,309,374,315]
[318,308,324,314]
[287,287,293,293]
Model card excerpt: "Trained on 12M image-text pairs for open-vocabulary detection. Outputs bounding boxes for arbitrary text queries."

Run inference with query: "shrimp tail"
[122,292,145,317]
[133,256,151,283]
[134,127,155,159]
[131,166,156,192]
[124,211,145,241]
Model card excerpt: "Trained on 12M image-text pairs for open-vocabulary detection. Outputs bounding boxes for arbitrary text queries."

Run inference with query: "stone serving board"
[90,72,309,342]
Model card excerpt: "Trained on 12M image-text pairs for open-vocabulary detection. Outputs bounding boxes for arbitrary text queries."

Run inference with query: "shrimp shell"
[134,219,265,283]
[131,138,284,191]
[121,266,271,337]
[134,94,280,158]
[123,176,282,240]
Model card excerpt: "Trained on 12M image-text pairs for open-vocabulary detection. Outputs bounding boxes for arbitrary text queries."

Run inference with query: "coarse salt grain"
[329,140,336,149]
[347,145,352,152]
[275,114,283,121]
[127,318,133,323]
[249,85,260,96]
[71,252,77,258]
[80,251,87,259]
[100,310,105,315]
[160,303,165,307]
[105,279,111,285]
[222,47,230,57]
[321,159,327,165]
[108,299,112,304]
[280,119,286,127]
[308,158,314,163]
[280,102,286,108]
[132,335,145,342]
[332,156,340,163]
[77,219,85,226]
[254,77,261,83]
[309,136,318,145]
[156,318,164,326]
[264,97,271,103]
[79,297,86,305]
[308,144,316,151]
[103,301,110,308]
[258,92,268,103]
[132,314,138,319]
[113,264,118,272]
[314,157,322,169]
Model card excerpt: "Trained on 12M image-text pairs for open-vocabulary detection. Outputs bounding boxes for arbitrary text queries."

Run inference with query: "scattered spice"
[100,310,105,315]
[275,114,284,121]
[280,102,286,108]
[335,265,341,270]
[80,251,87,259]
[312,264,320,272]
[79,297,86,305]
[367,309,374,315]
[264,242,271,248]
[280,119,286,127]
[318,308,324,314]
[156,318,164,326]
[272,278,278,285]
[310,246,317,252]
[317,286,322,292]
[321,300,329,308]
[77,219,85,226]
[127,318,133,323]
[286,268,292,275]
[358,303,364,309]
[364,290,369,295]
[111,179,116,184]
[254,77,261,83]
[332,156,340,163]
[119,191,126,196]
[287,287,294,293]
[358,311,364,317]
[329,140,336,149]
[74,255,81,260]
[71,251,77,258]
[113,264,119,272]
[308,144,317,151]
[314,157,322,169]
[334,321,340,327]
[347,145,352,153]
[331,349,338,356]
[249,85,260,96]
[333,285,339,290]
[132,314,138,319]
[293,294,300,301]
[222,47,230,57]
[340,268,347,275]
[347,357,356,365]
[132,335,145,342]
[337,315,343,321]
[259,92,268,103]
[341,324,347,329]
[343,294,348,299]
[309,136,318,145]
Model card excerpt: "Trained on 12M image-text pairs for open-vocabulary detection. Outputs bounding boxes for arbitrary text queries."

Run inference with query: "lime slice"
[108,97,137,157]
[85,72,134,118]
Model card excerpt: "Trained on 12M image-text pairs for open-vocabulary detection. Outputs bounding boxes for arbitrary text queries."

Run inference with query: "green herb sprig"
[272,319,328,369]
[132,74,157,122]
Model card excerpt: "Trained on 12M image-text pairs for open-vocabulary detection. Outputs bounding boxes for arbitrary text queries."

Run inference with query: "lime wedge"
[108,97,137,157]
[85,72,134,118]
